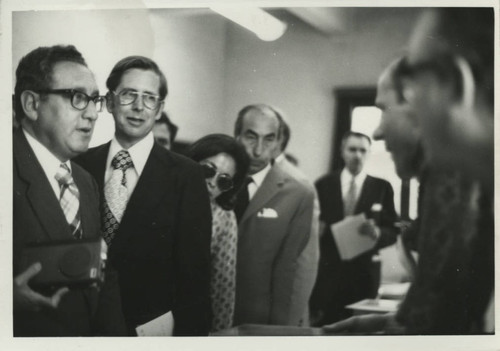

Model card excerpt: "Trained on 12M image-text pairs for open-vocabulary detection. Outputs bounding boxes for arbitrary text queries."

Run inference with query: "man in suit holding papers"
[309,131,398,326]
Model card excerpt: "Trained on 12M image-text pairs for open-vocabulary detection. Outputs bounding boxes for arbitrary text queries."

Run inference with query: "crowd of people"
[12,7,494,336]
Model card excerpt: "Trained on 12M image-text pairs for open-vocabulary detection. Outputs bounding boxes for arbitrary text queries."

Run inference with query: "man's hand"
[322,313,400,334]
[358,219,381,241]
[14,262,69,312]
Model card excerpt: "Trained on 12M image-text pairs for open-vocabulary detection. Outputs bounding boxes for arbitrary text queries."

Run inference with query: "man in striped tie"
[13,45,126,336]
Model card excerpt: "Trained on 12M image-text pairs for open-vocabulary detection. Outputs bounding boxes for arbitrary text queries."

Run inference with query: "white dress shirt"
[23,128,71,199]
[340,168,367,205]
[105,132,154,199]
[248,163,272,200]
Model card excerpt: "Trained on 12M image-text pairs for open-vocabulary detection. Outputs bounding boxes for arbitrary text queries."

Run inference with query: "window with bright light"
[351,106,419,219]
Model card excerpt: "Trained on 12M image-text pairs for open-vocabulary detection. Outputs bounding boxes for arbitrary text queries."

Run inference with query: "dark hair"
[432,8,494,111]
[156,111,178,143]
[341,131,372,149]
[234,103,282,139]
[14,45,87,121]
[106,55,168,100]
[188,134,250,211]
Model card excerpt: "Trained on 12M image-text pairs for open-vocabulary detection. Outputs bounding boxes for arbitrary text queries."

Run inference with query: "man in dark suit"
[233,104,317,326]
[75,56,212,336]
[309,131,398,326]
[13,45,125,336]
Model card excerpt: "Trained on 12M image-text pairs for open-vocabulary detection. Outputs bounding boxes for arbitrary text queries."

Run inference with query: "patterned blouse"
[210,201,238,332]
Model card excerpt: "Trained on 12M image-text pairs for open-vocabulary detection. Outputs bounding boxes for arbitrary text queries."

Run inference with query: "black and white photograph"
[0,0,497,350]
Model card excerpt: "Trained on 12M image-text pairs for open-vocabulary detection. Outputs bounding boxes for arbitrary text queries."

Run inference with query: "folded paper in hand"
[135,311,174,336]
[331,213,377,260]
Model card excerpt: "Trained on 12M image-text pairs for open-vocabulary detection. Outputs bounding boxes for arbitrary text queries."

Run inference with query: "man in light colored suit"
[233,104,316,327]
[272,112,320,326]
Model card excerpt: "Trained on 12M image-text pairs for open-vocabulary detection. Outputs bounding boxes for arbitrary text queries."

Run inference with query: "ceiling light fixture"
[210,7,287,41]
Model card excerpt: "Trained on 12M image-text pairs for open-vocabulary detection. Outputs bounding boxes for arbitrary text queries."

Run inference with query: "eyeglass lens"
[201,164,233,191]
[116,90,160,109]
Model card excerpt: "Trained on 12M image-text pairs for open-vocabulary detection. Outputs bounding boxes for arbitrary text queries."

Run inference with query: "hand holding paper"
[331,214,378,260]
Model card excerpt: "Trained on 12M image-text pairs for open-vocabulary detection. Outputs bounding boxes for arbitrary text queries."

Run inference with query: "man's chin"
[249,163,265,175]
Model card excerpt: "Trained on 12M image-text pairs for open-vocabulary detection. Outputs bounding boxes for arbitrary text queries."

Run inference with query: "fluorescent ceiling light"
[210,7,287,41]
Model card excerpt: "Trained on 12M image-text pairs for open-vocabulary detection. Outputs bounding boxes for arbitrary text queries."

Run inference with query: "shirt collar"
[250,162,272,189]
[341,167,367,187]
[23,127,71,178]
[108,132,154,177]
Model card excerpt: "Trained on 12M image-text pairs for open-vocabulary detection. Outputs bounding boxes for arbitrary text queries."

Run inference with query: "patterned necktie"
[210,203,238,332]
[102,150,134,245]
[55,163,82,239]
[234,177,253,223]
[344,176,357,216]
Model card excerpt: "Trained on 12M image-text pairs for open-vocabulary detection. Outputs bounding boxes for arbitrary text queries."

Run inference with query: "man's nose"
[132,94,144,111]
[373,124,384,141]
[82,101,98,121]
[253,140,264,157]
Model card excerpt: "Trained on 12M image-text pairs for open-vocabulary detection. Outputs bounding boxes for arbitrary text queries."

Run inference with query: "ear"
[448,56,475,120]
[106,93,114,113]
[20,90,40,122]
[154,101,165,121]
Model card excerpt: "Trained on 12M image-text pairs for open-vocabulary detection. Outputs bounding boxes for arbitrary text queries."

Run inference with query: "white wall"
[222,8,419,181]
[12,7,418,178]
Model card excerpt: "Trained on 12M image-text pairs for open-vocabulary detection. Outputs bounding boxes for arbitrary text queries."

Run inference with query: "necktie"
[210,203,237,331]
[344,177,357,216]
[234,177,253,223]
[102,150,134,245]
[55,163,82,239]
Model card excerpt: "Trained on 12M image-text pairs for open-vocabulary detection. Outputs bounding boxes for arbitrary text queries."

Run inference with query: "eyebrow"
[72,87,99,96]
[121,87,159,96]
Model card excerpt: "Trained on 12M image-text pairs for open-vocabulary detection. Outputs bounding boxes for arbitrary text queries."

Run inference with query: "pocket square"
[257,208,278,218]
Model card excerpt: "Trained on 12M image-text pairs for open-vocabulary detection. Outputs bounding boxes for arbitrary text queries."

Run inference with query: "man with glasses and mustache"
[75,56,212,336]
[13,45,125,336]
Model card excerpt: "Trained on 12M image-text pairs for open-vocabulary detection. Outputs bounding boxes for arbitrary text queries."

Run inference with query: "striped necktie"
[55,163,82,239]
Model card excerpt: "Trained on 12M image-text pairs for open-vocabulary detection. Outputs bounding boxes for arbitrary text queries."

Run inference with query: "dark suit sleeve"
[375,181,398,250]
[172,164,212,336]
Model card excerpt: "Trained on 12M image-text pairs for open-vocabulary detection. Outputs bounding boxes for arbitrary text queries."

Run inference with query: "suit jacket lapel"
[120,144,169,228]
[71,164,96,240]
[240,165,284,225]
[332,173,345,218]
[86,143,109,193]
[14,130,72,241]
[355,175,374,214]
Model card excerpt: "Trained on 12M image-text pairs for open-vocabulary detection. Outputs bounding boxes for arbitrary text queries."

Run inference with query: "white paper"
[135,311,174,336]
[345,298,400,313]
[331,213,377,260]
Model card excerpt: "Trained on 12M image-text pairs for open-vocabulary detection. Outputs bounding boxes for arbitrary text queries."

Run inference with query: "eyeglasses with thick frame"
[111,89,163,110]
[200,162,234,192]
[35,89,105,112]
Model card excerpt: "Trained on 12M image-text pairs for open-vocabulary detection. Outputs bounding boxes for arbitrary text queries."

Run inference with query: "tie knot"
[55,163,74,186]
[112,150,133,171]
[244,177,253,187]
